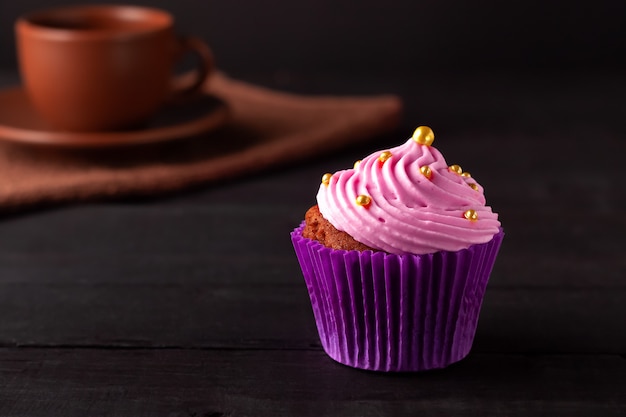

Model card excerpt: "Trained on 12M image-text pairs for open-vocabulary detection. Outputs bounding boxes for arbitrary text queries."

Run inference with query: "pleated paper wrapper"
[291,223,504,372]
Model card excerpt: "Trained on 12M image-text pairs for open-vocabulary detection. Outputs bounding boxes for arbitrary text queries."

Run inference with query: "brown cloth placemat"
[0,73,402,212]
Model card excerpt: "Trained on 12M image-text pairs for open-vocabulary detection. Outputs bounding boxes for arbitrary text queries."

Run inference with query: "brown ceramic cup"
[15,5,214,132]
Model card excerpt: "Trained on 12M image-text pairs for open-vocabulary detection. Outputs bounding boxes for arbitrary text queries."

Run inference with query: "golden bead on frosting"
[461,172,471,178]
[464,209,478,221]
[378,151,392,164]
[322,173,332,186]
[449,164,463,174]
[354,159,362,169]
[356,195,372,208]
[420,165,433,179]
[468,183,479,191]
[412,126,435,146]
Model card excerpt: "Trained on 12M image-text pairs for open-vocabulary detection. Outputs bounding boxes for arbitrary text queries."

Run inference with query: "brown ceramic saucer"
[0,86,229,148]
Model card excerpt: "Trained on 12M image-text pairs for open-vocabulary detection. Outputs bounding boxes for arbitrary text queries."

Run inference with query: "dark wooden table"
[0,70,624,416]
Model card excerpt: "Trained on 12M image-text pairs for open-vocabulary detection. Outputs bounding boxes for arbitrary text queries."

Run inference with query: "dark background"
[1,0,625,76]
[1,2,625,415]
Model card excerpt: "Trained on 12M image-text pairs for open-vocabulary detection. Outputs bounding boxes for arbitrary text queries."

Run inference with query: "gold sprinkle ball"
[464,209,478,221]
[412,126,435,146]
[449,164,462,174]
[354,159,362,169]
[356,195,372,208]
[468,183,479,191]
[378,151,392,164]
[461,172,471,178]
[419,165,433,179]
[322,173,332,186]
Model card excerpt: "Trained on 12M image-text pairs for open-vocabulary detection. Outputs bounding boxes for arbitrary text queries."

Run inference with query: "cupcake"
[291,126,504,372]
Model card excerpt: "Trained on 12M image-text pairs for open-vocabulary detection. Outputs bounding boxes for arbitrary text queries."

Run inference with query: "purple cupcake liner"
[291,222,504,372]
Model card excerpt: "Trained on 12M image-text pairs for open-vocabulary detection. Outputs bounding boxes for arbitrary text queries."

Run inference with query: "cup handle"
[171,35,214,98]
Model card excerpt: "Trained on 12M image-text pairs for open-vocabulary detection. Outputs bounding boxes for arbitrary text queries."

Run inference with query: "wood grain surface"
[2,349,624,417]
[0,70,624,416]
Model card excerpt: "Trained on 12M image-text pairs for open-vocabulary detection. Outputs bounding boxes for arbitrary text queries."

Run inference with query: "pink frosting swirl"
[316,138,501,254]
